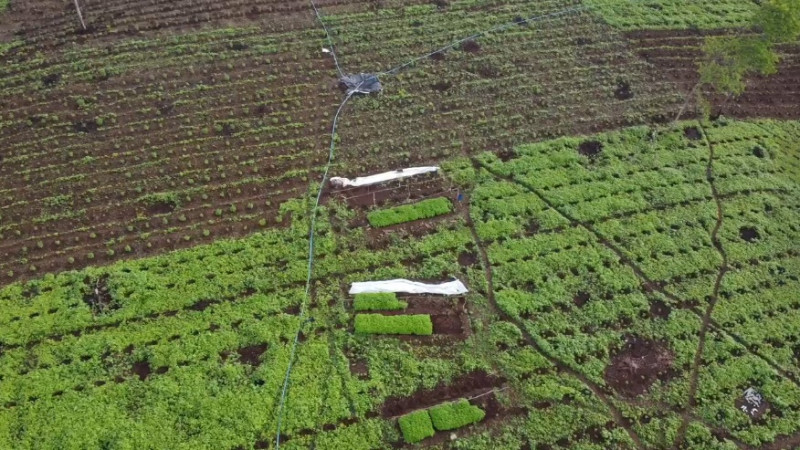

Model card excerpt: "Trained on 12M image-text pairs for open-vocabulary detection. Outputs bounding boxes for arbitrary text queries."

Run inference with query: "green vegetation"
[354,314,433,335]
[0,118,799,448]
[584,0,756,30]
[398,410,435,443]
[699,0,800,97]
[367,197,453,228]
[353,293,407,311]
[429,399,486,431]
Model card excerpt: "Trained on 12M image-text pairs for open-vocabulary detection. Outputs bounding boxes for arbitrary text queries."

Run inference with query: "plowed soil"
[381,370,504,417]
[626,29,800,120]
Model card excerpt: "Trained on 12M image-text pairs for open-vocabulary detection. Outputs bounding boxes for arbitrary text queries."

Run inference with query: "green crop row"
[397,399,485,443]
[353,293,407,311]
[398,410,435,443]
[354,314,433,335]
[367,197,453,228]
[429,399,486,431]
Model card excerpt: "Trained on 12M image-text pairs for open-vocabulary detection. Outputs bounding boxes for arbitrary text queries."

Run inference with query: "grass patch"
[367,197,452,228]
[353,292,407,311]
[429,399,485,431]
[354,314,433,335]
[398,410,435,443]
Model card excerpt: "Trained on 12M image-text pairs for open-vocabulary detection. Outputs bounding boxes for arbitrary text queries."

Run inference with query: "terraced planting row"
[5,118,798,448]
[464,119,800,448]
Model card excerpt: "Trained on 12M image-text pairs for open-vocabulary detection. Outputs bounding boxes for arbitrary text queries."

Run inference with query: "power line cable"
[310,0,345,78]
[379,4,591,76]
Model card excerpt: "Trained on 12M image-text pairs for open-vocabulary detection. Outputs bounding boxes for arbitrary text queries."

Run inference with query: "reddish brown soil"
[131,360,152,381]
[604,336,674,397]
[625,29,800,120]
[578,140,603,158]
[461,40,481,53]
[735,396,769,421]
[349,359,369,379]
[458,250,478,267]
[649,299,671,320]
[381,370,504,417]
[684,126,702,141]
[573,291,590,308]
[739,226,760,242]
[236,344,267,366]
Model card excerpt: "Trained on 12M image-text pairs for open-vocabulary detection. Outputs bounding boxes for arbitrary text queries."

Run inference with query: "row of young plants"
[0,20,344,284]
[584,0,756,31]
[468,119,800,447]
[0,191,488,448]
[366,197,453,228]
[398,398,485,443]
[328,1,683,180]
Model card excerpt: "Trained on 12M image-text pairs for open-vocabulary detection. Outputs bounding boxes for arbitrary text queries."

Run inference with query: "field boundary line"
[673,121,731,449]
[462,195,646,450]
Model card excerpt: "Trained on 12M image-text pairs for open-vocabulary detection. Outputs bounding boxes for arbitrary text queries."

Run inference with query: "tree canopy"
[699,0,800,96]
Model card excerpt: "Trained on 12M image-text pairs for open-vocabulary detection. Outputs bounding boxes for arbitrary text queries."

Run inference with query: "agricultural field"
[1,0,799,449]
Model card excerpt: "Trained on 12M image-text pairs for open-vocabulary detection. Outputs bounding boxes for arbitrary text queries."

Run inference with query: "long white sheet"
[349,279,468,295]
[330,166,439,188]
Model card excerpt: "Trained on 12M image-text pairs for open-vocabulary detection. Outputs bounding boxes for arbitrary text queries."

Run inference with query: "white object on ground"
[322,48,331,53]
[330,166,439,188]
[349,279,468,295]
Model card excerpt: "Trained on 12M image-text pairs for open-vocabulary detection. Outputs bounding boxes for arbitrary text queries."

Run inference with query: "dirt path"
[673,123,730,449]
[462,198,646,450]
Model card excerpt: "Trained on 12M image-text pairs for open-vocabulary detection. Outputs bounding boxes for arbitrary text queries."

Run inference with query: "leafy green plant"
[367,197,452,228]
[353,293,407,311]
[428,399,485,431]
[354,314,433,335]
[398,410,435,443]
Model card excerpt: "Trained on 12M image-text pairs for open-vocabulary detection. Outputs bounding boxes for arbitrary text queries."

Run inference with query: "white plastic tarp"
[349,279,468,295]
[330,166,439,188]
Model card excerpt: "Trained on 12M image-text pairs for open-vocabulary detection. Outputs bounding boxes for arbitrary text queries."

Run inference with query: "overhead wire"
[379,4,591,76]
[274,0,662,447]
[274,84,360,449]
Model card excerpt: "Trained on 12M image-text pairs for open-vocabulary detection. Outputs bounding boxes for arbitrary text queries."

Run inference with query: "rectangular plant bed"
[353,292,408,311]
[367,197,453,228]
[398,410,435,444]
[428,398,486,431]
[354,314,433,335]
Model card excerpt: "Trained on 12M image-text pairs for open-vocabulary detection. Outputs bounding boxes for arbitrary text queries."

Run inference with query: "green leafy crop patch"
[367,197,453,228]
[353,293,408,311]
[354,314,433,335]
[584,0,756,30]
[398,410,435,443]
[429,398,486,431]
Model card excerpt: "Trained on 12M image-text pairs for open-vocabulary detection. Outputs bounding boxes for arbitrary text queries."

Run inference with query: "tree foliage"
[699,0,800,96]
